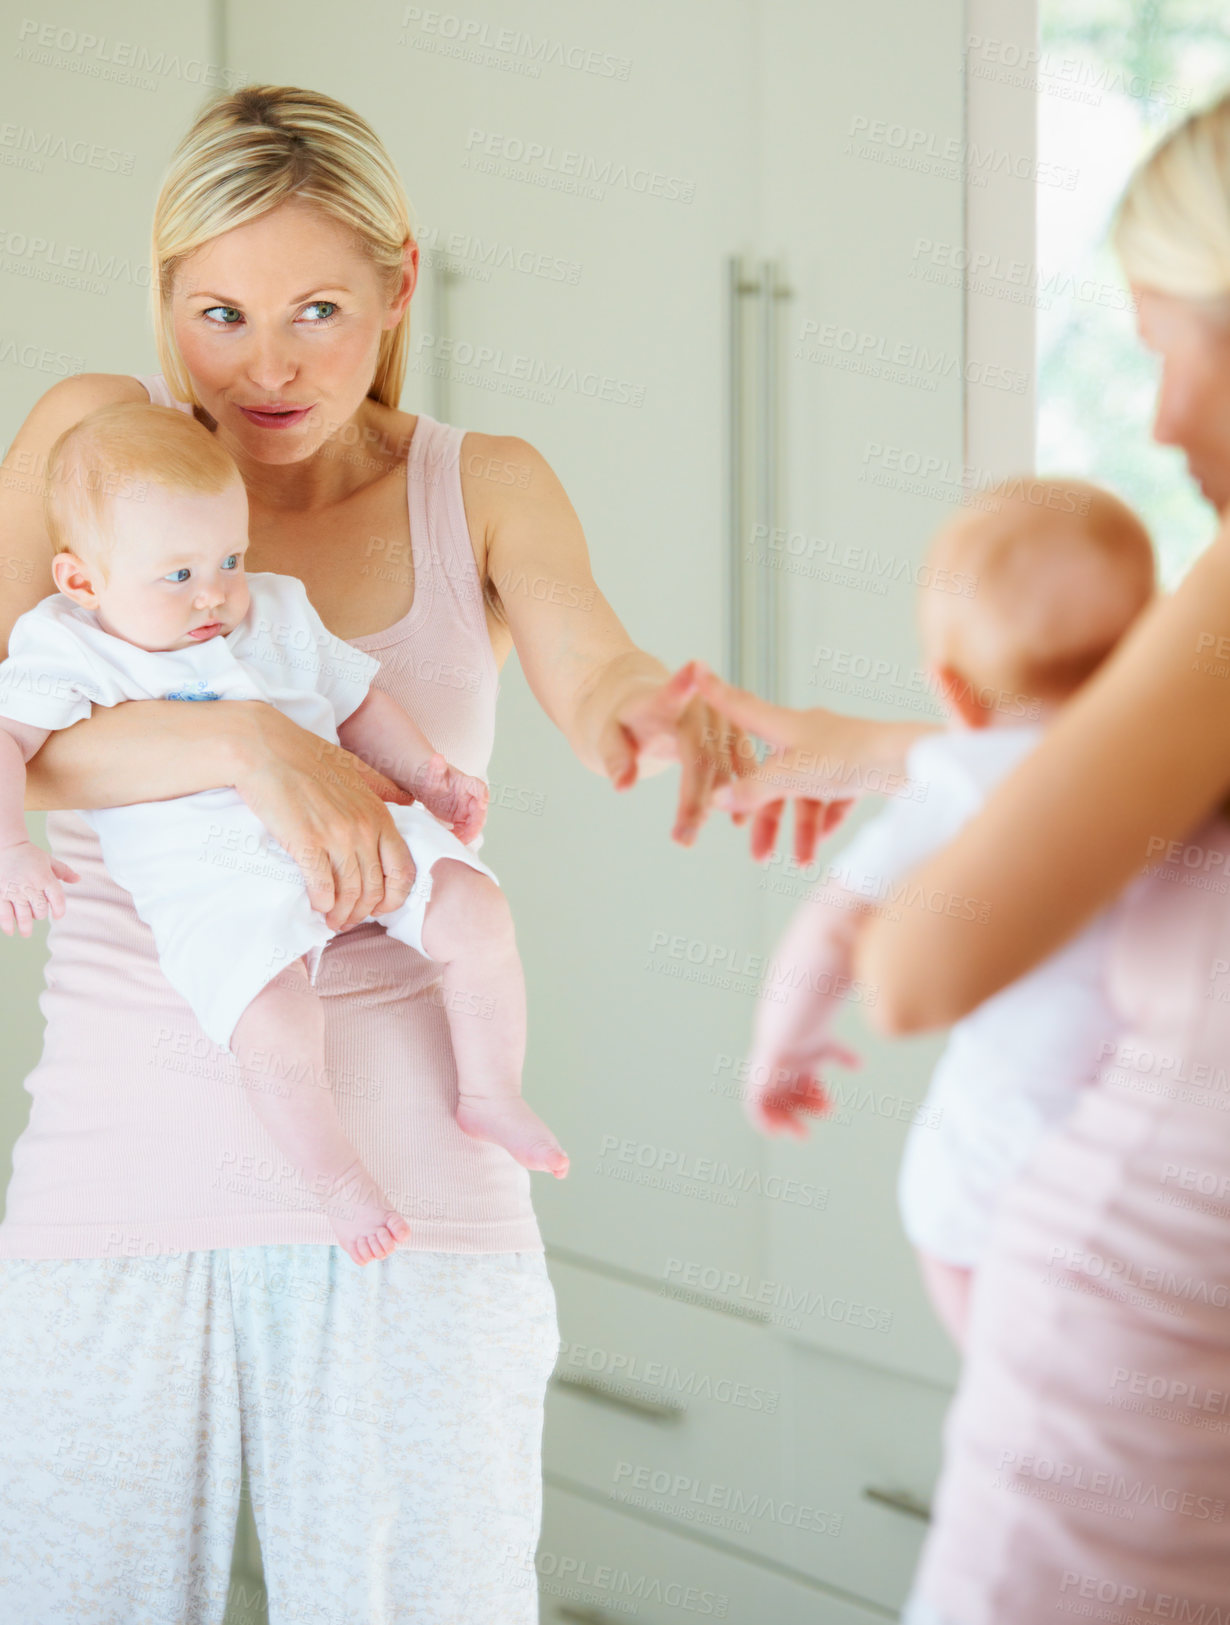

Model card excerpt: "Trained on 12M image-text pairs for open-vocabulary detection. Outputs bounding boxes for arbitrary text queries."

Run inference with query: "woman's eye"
[165,568,190,583]
[202,306,242,326]
[301,301,338,323]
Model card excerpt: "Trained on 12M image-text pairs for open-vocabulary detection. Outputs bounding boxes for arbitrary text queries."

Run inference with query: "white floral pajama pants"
[0,1244,559,1624]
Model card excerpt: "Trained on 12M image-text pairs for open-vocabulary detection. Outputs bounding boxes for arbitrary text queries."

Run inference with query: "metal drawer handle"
[551,1369,686,1421]
[555,1608,627,1624]
[862,1483,932,1522]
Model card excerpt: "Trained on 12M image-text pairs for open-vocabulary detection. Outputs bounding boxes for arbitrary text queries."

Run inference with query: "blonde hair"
[1112,89,1230,304]
[45,402,240,578]
[151,84,416,408]
[918,477,1156,706]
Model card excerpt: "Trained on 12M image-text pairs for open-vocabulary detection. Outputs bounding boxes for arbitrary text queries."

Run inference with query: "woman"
[0,85,773,1623]
[699,92,1230,1625]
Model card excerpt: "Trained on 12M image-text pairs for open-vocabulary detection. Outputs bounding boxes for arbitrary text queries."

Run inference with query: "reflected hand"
[684,663,860,864]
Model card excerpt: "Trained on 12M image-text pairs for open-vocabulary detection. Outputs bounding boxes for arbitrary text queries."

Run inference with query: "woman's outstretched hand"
[598,659,759,847]
[682,663,862,864]
[231,701,419,932]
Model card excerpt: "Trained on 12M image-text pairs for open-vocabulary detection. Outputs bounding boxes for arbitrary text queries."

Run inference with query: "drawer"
[537,1483,897,1625]
[544,1256,948,1612]
[545,1257,793,1570]
[781,1341,949,1609]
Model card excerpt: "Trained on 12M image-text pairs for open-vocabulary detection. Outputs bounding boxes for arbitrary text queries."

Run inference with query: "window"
[1037,1,1230,585]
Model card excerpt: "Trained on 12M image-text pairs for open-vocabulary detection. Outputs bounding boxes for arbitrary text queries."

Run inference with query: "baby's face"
[82,479,251,653]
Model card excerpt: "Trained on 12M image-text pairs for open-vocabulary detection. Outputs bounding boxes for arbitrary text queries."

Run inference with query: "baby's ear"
[51,551,100,608]
[931,664,990,729]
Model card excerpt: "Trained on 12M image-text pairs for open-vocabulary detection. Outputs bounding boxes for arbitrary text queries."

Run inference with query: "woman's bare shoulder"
[15,372,150,441]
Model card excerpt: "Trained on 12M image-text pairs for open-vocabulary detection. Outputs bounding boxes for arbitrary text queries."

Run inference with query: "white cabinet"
[545,1255,946,1612]
[752,0,970,1390]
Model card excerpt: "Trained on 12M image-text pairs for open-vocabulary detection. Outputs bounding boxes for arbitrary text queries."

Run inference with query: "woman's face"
[170,201,416,467]
[1134,285,1230,512]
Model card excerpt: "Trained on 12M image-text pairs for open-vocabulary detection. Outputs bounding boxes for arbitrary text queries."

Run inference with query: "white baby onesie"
[0,572,497,1053]
[829,723,1139,1267]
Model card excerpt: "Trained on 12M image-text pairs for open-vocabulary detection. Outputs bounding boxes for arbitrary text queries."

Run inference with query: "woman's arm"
[3,374,417,930]
[462,432,776,847]
[855,519,1230,1035]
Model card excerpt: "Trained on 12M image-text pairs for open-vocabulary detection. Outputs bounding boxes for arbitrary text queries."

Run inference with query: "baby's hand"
[409,752,490,844]
[743,1040,862,1138]
[0,840,80,937]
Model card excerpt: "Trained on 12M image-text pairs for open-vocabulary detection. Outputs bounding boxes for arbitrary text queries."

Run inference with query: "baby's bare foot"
[456,1095,570,1178]
[320,1158,412,1265]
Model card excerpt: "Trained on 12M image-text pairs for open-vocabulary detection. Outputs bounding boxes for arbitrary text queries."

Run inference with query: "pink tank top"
[0,374,543,1258]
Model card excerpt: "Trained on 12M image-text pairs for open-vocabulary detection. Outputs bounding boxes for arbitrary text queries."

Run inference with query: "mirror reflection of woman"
[700,92,1230,1625]
[0,85,763,1621]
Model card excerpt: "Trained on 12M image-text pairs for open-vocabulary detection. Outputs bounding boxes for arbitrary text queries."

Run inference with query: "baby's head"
[44,401,250,652]
[917,478,1156,726]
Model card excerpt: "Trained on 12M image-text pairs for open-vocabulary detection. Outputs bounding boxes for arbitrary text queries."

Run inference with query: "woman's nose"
[244,334,297,392]
[1151,370,1186,448]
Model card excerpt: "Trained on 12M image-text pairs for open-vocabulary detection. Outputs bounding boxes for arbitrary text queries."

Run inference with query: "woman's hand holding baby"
[230,701,419,933]
[0,839,79,937]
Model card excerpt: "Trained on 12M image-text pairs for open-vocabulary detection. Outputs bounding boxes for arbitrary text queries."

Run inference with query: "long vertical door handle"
[758,258,793,704]
[727,255,762,687]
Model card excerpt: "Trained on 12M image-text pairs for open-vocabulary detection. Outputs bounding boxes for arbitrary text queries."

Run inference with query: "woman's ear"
[385,237,418,329]
[931,664,992,729]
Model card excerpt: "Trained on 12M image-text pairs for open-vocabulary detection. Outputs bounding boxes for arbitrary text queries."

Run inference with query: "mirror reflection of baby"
[0,402,568,1266]
[740,478,1156,1347]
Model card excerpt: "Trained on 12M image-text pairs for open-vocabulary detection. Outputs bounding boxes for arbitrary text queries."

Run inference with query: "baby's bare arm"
[0,719,51,845]
[336,688,436,795]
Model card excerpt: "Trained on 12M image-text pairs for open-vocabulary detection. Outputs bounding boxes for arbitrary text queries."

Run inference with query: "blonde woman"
[698,91,1230,1624]
[0,86,759,1621]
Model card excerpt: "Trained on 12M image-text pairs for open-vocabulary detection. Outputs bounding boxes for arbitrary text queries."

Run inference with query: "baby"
[0,401,568,1266]
[736,477,1156,1346]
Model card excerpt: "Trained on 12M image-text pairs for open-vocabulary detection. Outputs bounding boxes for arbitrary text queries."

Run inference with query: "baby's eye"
[222,554,241,571]
[300,301,338,323]
[164,568,191,583]
[202,305,242,326]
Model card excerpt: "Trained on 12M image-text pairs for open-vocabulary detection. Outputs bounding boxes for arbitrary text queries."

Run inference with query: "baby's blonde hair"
[1112,88,1230,307]
[45,402,240,580]
[151,84,417,409]
[918,478,1156,709]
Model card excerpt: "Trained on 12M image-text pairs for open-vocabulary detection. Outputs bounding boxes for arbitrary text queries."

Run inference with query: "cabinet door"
[542,1483,901,1625]
[228,0,779,1289]
[0,0,218,1214]
[755,0,970,1387]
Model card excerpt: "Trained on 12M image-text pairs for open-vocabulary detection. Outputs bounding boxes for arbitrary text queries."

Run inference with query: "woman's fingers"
[791,798,824,867]
[749,799,786,863]
[298,842,338,924]
[601,718,640,792]
[690,663,795,747]
[675,696,737,844]
[367,822,417,918]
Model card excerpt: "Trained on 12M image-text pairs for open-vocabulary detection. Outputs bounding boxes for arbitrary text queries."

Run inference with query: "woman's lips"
[236,404,313,429]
